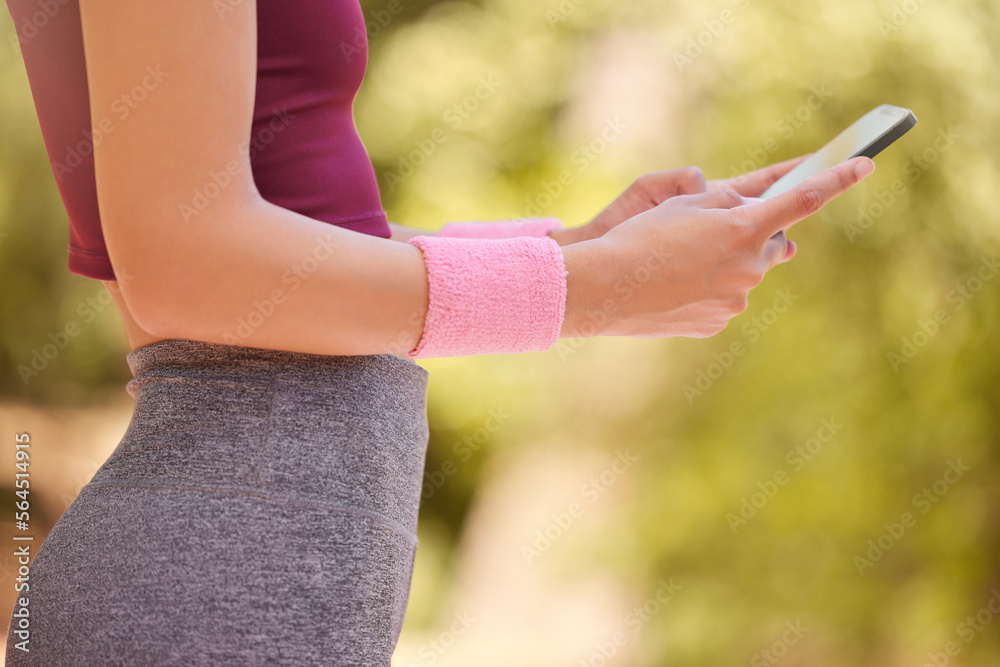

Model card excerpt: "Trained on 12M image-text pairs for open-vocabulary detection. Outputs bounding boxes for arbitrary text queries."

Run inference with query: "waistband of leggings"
[125,338,429,382]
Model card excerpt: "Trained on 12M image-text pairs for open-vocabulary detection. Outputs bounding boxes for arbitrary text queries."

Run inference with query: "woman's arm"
[78,0,871,357]
[80,0,442,357]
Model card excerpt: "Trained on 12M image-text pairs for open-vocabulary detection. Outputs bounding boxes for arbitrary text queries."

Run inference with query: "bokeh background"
[2,0,999,665]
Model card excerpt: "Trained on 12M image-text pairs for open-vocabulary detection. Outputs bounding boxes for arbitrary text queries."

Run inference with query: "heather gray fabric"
[6,338,430,666]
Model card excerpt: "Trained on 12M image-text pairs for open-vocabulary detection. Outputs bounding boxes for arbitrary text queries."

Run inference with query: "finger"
[762,231,791,271]
[741,156,875,241]
[637,166,708,204]
[671,166,708,196]
[674,188,748,211]
[709,154,812,197]
[783,239,797,262]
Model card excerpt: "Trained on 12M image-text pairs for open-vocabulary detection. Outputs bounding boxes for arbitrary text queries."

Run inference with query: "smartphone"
[759,104,918,199]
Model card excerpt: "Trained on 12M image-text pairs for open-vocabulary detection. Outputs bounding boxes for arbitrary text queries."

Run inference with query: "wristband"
[437,217,563,239]
[406,235,567,359]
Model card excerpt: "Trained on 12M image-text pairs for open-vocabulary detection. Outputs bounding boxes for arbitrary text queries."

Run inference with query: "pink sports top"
[7,0,390,281]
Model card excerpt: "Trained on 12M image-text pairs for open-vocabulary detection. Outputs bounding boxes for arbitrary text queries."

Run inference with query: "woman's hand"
[552,167,708,245]
[558,156,875,339]
[552,155,811,246]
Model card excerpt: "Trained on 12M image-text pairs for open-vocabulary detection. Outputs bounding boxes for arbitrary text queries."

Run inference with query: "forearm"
[78,0,592,359]
[126,195,429,357]
[123,205,596,357]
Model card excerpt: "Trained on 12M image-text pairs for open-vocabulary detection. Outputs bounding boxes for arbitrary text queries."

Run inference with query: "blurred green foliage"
[2,0,999,664]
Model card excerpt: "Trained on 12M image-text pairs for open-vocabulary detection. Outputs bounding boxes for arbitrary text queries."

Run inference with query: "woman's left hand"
[551,155,810,245]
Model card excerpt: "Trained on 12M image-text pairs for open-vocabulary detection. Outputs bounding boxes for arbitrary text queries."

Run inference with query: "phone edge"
[854,110,918,160]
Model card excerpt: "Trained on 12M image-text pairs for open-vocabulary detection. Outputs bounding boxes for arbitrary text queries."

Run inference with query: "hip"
[89,337,430,535]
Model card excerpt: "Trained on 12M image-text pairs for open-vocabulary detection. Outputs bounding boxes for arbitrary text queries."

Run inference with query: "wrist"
[406,235,567,358]
[559,238,615,338]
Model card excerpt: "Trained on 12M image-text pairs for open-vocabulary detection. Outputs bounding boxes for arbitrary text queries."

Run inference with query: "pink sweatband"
[406,235,568,359]
[437,217,563,239]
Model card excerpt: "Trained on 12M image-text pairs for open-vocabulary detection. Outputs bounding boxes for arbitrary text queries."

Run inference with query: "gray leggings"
[6,339,430,666]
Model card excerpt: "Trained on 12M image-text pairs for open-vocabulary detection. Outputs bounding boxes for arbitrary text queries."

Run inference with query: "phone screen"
[759,105,916,199]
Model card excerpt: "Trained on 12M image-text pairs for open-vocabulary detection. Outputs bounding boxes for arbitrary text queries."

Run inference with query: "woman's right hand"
[559,156,875,339]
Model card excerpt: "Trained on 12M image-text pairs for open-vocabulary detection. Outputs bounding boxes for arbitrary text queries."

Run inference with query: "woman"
[4,0,873,663]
